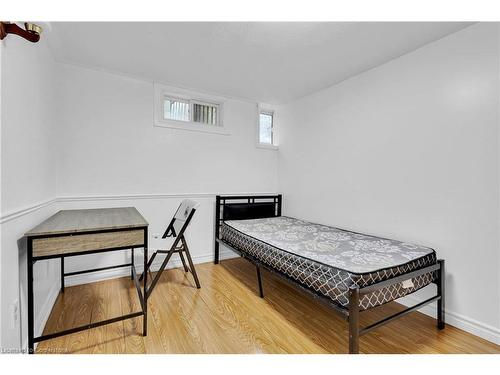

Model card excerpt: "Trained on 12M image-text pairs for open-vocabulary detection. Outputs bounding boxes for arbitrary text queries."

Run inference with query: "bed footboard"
[348,259,445,353]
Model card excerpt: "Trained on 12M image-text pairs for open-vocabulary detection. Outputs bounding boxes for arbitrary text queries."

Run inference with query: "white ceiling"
[47,22,473,104]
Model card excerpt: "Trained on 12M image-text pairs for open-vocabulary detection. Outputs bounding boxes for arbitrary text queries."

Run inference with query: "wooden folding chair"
[140,199,201,298]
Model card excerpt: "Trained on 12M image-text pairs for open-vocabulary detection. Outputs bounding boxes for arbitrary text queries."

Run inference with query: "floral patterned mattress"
[220,216,437,310]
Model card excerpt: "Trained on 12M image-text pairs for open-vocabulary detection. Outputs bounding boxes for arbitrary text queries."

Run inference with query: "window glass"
[259,112,273,144]
[164,98,190,122]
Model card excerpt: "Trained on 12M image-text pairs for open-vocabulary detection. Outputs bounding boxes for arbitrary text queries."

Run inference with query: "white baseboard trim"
[36,283,60,338]
[64,249,237,287]
[399,295,500,345]
[25,281,60,351]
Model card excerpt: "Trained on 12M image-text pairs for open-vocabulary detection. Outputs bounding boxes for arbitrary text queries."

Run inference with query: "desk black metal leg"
[348,287,360,354]
[437,259,445,330]
[27,238,35,354]
[60,256,65,293]
[131,248,134,280]
[143,228,148,336]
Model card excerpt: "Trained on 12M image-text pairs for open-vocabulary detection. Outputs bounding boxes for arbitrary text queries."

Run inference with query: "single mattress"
[221,216,437,310]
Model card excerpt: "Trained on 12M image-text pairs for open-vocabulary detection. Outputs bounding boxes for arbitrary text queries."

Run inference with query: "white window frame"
[154,83,228,135]
[256,106,278,150]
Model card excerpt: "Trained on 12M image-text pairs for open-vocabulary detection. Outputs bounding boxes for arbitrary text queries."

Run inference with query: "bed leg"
[348,287,360,354]
[437,259,445,330]
[214,242,220,264]
[215,196,221,264]
[256,265,264,298]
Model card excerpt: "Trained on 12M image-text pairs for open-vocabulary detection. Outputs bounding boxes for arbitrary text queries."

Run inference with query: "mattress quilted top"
[224,216,435,274]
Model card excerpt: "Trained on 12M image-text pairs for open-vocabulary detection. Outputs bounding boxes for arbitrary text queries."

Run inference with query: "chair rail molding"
[0,192,279,224]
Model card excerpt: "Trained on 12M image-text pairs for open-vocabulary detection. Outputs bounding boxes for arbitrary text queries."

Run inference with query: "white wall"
[1,48,279,350]
[56,64,278,197]
[2,22,500,350]
[54,62,279,301]
[279,23,500,343]
[0,37,60,351]
[1,42,58,213]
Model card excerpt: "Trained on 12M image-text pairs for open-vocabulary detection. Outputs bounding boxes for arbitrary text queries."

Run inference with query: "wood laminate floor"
[36,258,500,354]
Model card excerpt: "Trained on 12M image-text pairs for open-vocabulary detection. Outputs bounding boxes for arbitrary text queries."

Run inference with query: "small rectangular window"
[164,97,190,122]
[154,84,227,135]
[162,96,220,127]
[259,111,274,145]
[192,101,218,126]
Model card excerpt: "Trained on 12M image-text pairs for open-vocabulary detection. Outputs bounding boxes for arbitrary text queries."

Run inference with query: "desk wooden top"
[25,207,148,237]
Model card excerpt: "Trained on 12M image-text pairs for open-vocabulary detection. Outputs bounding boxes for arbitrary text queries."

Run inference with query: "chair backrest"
[163,199,199,238]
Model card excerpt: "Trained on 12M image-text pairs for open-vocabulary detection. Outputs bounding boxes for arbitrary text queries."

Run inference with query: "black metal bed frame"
[213,194,445,354]
[26,226,148,354]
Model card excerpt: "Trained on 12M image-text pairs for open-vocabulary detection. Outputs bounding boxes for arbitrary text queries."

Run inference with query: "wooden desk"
[25,207,149,354]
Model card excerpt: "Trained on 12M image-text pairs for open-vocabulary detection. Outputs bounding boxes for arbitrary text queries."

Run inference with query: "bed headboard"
[214,195,282,255]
